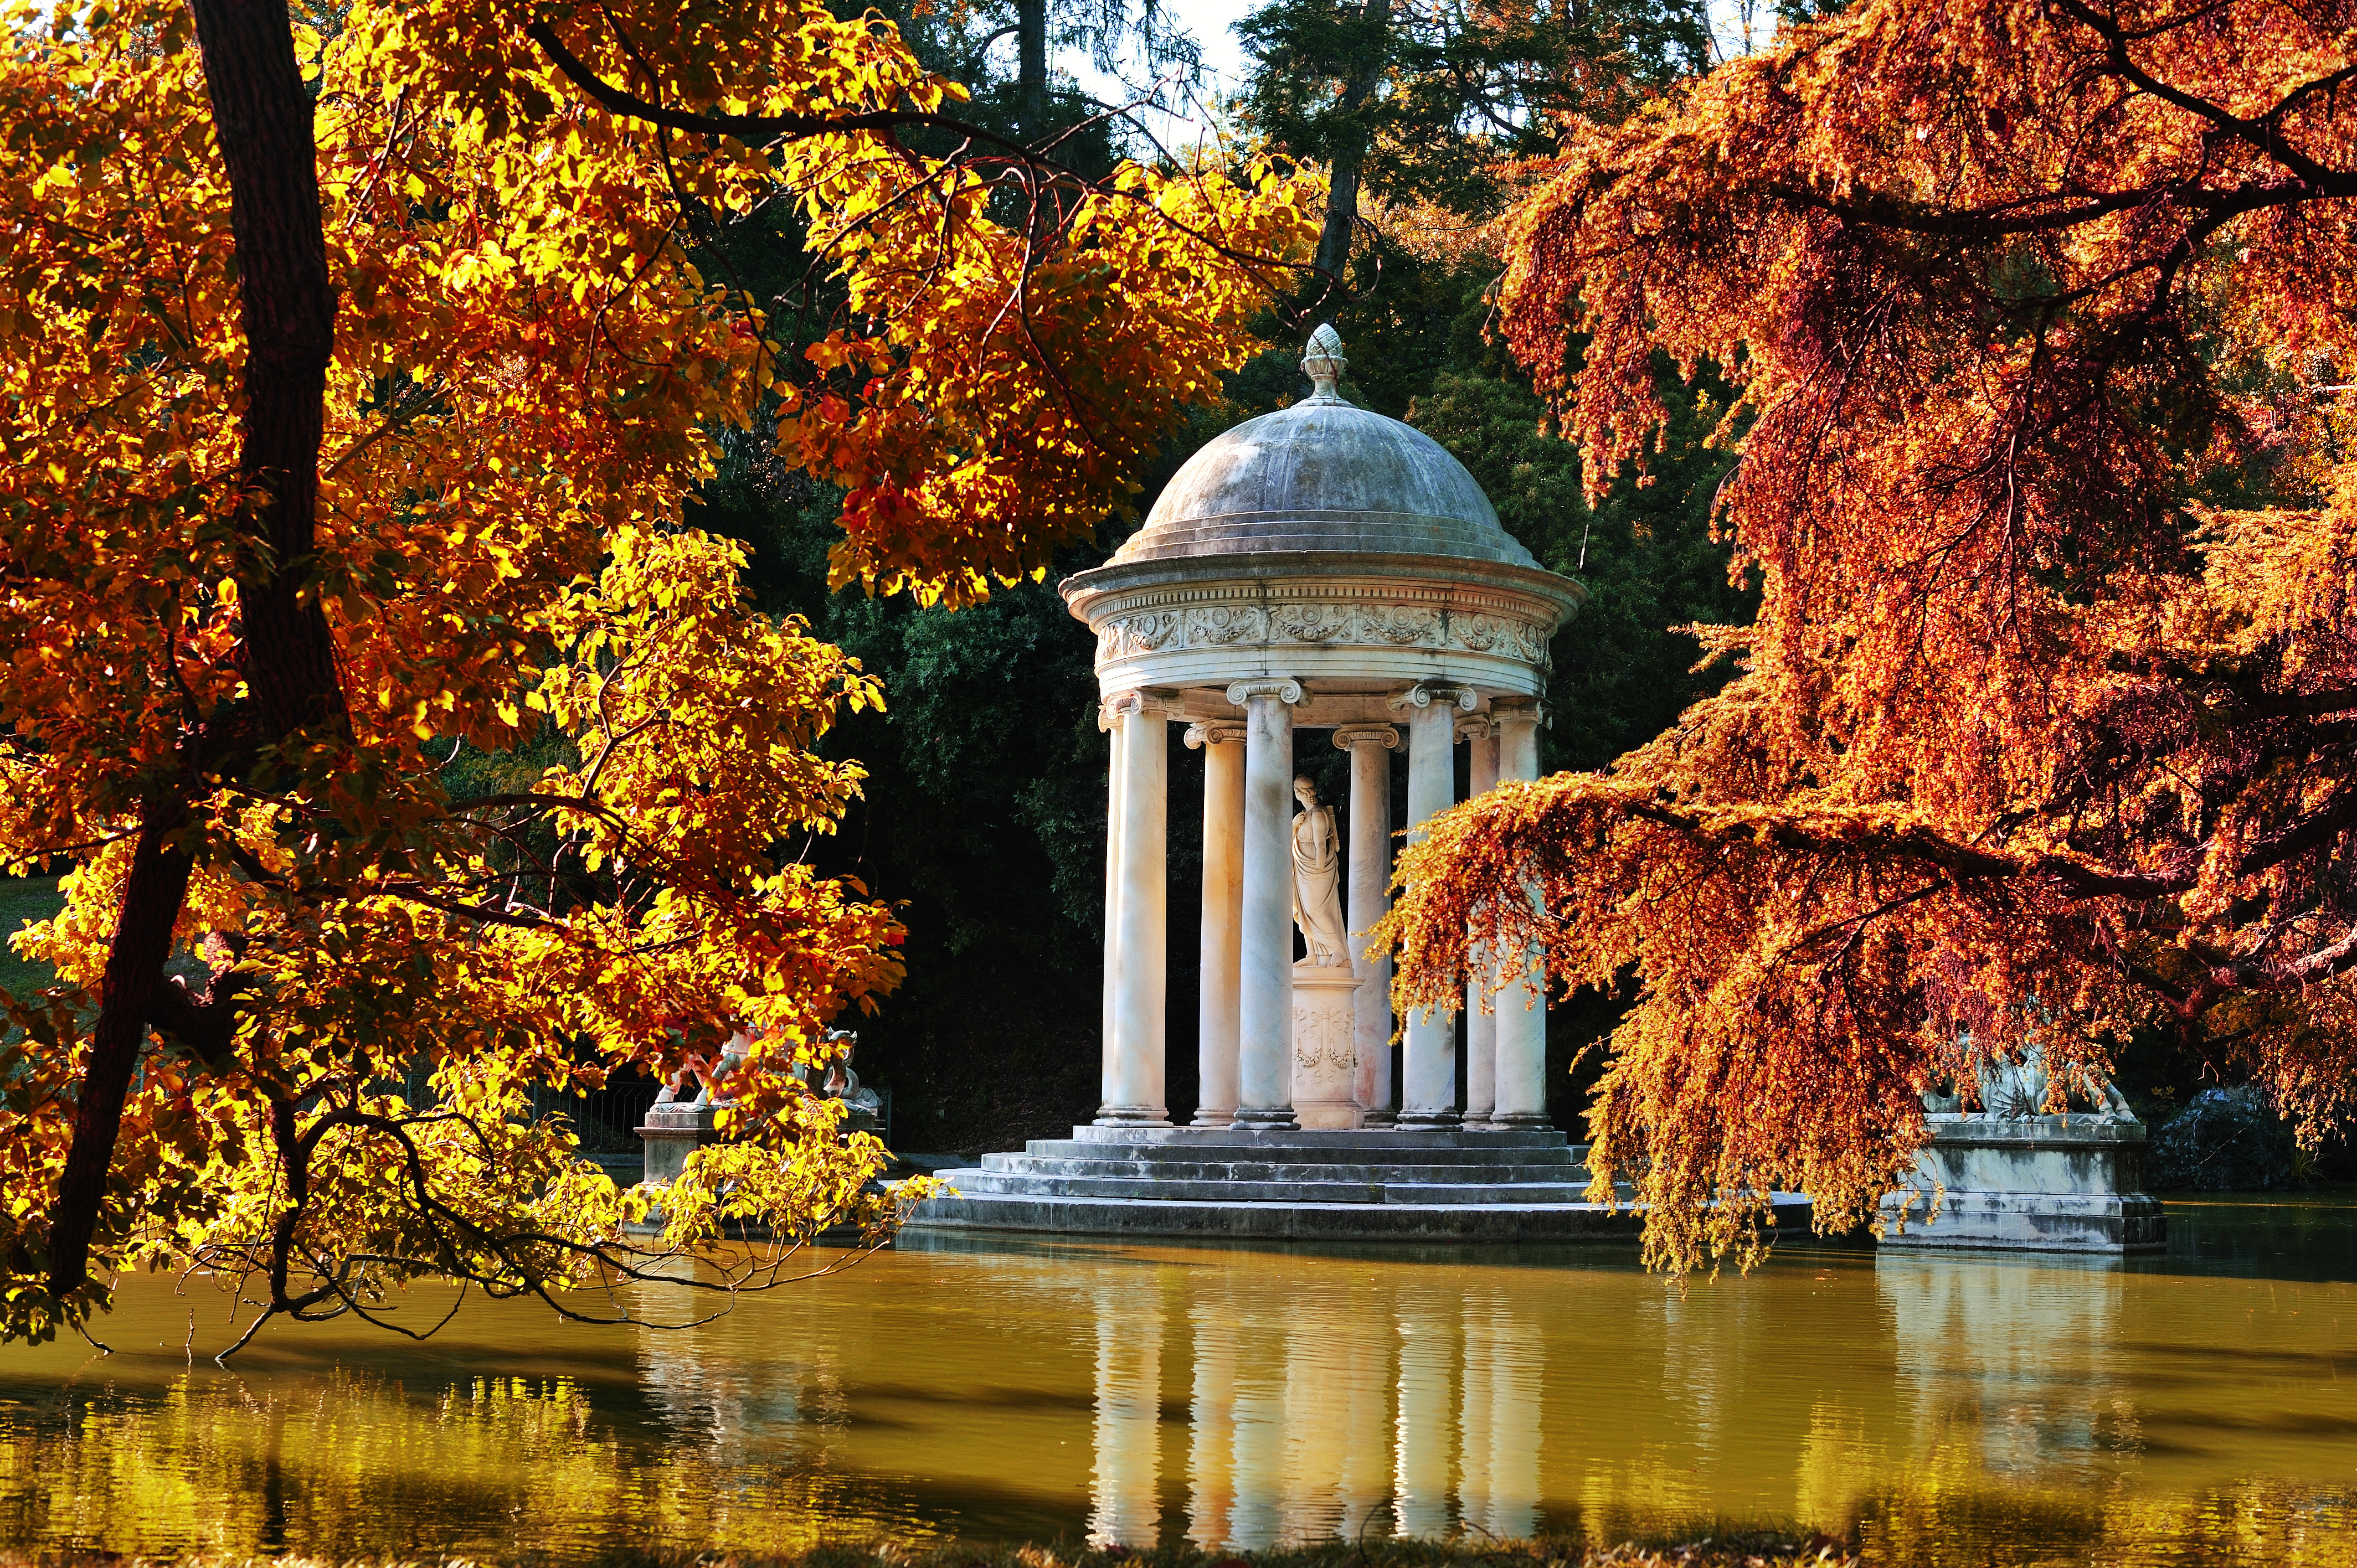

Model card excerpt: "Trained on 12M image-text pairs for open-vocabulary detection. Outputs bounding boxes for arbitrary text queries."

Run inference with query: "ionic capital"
[1098,688,1186,730]
[1454,713,1497,743]
[1226,678,1304,707]
[1331,724,1401,752]
[1489,695,1549,730]
[1387,682,1478,714]
[1185,720,1249,749]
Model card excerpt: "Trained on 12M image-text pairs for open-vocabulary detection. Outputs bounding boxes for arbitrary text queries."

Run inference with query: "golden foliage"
[1388,0,2357,1271]
[0,0,1301,1342]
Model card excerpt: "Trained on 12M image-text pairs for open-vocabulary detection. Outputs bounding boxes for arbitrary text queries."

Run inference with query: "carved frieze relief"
[1186,605,1263,644]
[1092,591,1552,668]
[1268,602,1356,643]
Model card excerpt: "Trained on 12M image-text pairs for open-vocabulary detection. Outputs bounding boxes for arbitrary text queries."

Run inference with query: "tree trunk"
[1314,0,1394,289]
[45,0,343,1302]
[43,804,195,1300]
[1020,0,1049,136]
[189,0,346,743]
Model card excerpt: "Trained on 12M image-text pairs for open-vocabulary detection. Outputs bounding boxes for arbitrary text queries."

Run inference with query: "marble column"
[1334,725,1399,1125]
[1231,678,1302,1128]
[1392,682,1473,1126]
[1490,699,1550,1127]
[1457,714,1500,1127]
[1099,690,1173,1126]
[1101,704,1125,1100]
[1188,721,1248,1127]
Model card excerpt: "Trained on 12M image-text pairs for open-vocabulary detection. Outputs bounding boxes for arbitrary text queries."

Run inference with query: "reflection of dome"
[1113,400,1538,569]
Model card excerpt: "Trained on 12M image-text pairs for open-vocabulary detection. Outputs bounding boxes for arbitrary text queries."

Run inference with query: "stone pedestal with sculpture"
[905,327,1813,1241]
[1878,1047,2166,1254]
[636,1027,881,1192]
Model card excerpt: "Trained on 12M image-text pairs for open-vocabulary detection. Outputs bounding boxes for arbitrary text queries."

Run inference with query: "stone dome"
[1110,370,1538,570]
[1062,326,1581,708]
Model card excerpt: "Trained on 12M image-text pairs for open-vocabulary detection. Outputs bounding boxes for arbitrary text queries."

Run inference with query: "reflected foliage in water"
[2,1198,2353,1566]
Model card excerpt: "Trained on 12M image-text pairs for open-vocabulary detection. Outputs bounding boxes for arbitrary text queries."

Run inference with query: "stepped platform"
[904,1125,1810,1242]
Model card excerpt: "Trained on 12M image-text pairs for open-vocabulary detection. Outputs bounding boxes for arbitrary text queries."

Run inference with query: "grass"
[0,871,63,1001]
[0,1536,1859,1568]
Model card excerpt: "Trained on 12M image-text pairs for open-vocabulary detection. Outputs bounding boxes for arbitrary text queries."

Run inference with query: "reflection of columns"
[1457,714,1500,1127]
[1100,690,1174,1125]
[1187,1295,1237,1548]
[1188,721,1248,1126]
[1395,1289,1458,1537]
[1393,683,1473,1125]
[1230,1296,1287,1550]
[1490,699,1550,1127]
[1088,1286,1164,1548]
[1282,1315,1350,1544]
[1334,725,1399,1125]
[1232,678,1303,1128]
[1483,1299,1541,1540]
[1339,1312,1395,1540]
[1458,1293,1494,1539]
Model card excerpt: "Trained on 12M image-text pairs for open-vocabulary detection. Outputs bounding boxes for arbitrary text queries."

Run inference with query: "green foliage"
[0,875,63,1004]
[1409,364,1753,771]
[1237,0,1711,217]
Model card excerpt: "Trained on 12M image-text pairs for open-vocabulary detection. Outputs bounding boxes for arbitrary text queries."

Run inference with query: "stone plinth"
[1291,962,1363,1129]
[639,1098,725,1187]
[1879,1114,2166,1254]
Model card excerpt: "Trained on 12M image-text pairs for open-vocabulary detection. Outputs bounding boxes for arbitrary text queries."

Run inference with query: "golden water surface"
[2,1197,2354,1565]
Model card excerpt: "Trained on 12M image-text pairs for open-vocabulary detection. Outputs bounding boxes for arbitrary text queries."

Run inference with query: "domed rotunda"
[909,329,1627,1242]
[1059,325,1583,1136]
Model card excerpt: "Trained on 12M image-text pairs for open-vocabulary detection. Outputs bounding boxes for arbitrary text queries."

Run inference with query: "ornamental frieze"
[1094,597,1551,665]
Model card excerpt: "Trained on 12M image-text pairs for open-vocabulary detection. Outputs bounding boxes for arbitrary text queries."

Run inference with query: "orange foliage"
[1386,0,2357,1271]
[0,0,1310,1344]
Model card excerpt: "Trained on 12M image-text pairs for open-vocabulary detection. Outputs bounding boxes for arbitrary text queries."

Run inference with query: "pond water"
[3,1196,2355,1565]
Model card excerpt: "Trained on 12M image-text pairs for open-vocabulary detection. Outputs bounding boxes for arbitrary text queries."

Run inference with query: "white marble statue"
[1291,775,1352,968]
[1925,1034,2135,1121]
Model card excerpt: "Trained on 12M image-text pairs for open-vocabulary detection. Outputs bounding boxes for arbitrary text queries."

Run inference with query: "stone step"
[1056,1124,1573,1151]
[1021,1138,1590,1167]
[902,1190,1665,1242]
[980,1153,1591,1185]
[939,1169,1602,1206]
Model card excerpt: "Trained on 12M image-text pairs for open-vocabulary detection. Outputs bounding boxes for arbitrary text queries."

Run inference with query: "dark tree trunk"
[1314,0,1394,289]
[43,804,195,1299]
[1019,0,1049,136]
[189,0,345,744]
[45,0,343,1302]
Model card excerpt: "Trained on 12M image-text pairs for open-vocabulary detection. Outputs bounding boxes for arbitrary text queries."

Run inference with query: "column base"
[1360,1109,1398,1128]
[1232,1107,1300,1131]
[1486,1112,1556,1129]
[1094,1107,1172,1127]
[1190,1111,1237,1129]
[1395,1109,1462,1127]
[1459,1116,1492,1132]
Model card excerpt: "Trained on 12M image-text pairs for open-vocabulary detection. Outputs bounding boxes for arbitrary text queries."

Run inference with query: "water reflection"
[1,1207,2354,1565]
[1879,1253,2127,1477]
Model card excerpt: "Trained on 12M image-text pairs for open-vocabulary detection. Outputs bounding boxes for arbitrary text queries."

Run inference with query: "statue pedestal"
[1290,963,1363,1129]
[639,1098,728,1187]
[1879,1113,2165,1253]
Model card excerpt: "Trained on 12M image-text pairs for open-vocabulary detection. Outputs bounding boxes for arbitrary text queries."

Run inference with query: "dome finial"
[1301,323,1347,404]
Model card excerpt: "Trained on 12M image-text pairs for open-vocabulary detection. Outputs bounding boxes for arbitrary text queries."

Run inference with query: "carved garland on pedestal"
[1293,1003,1357,1072]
